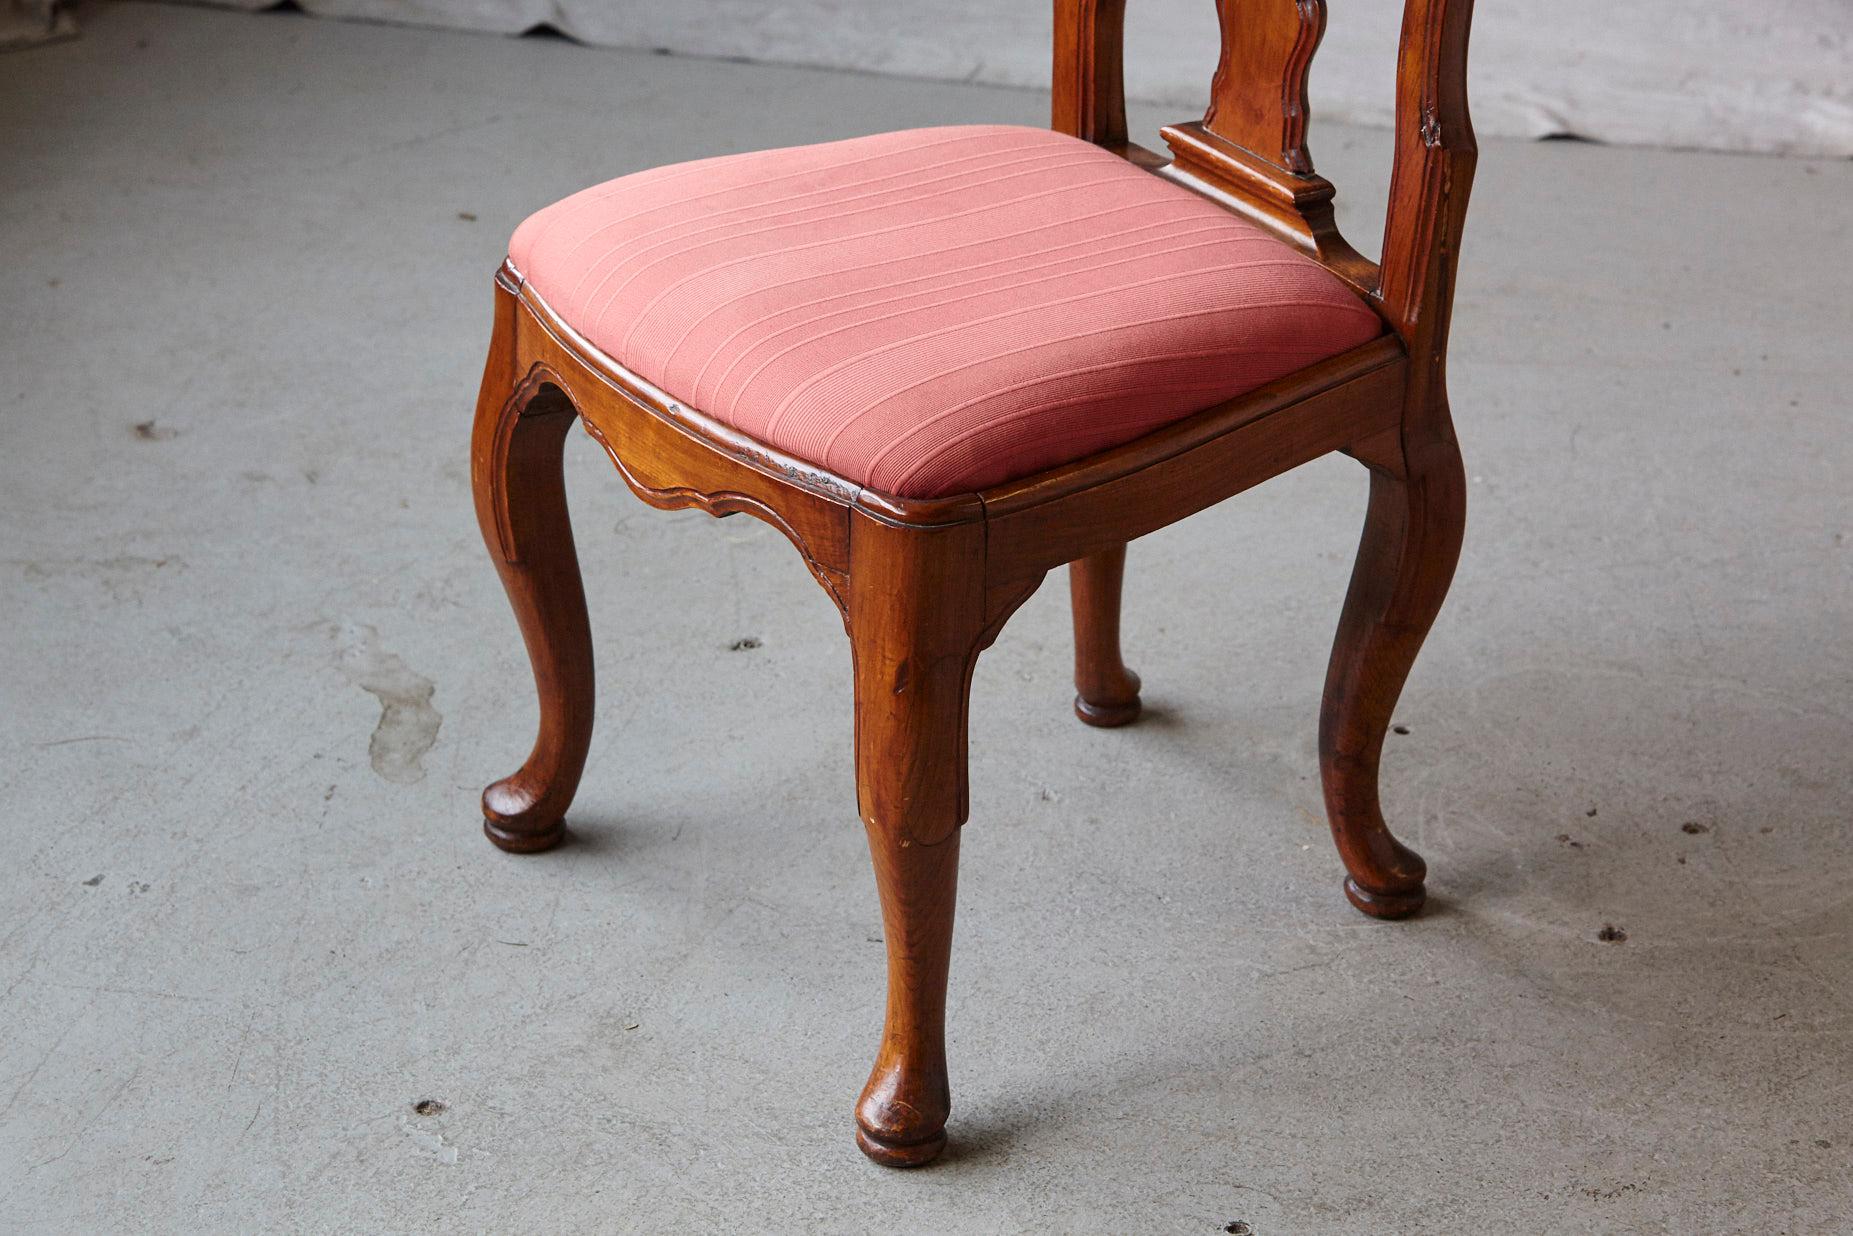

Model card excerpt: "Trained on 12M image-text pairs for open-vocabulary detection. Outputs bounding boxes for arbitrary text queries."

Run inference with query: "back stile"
[1377,0,1478,354]
[1052,0,1128,147]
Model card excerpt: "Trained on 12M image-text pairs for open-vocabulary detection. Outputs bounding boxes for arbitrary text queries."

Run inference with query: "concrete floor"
[3,4,1850,1231]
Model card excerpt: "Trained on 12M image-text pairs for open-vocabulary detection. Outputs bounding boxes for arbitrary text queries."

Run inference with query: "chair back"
[1053,0,1477,354]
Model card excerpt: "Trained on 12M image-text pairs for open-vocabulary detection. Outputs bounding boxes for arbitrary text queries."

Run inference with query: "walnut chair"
[470,0,1477,1166]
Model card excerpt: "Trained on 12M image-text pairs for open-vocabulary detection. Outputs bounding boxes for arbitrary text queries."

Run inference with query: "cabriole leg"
[471,283,594,854]
[846,515,1011,1166]
[1319,433,1466,918]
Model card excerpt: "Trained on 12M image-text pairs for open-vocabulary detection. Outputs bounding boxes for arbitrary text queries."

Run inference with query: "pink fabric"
[510,125,1383,499]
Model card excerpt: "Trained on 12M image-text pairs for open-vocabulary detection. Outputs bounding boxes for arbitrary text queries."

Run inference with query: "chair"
[470,0,1477,1166]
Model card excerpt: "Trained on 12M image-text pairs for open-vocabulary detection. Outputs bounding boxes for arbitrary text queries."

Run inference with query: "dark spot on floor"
[1585,806,1598,817]
[1681,821,1709,835]
[1581,1182,1639,1200]
[1224,1223,1253,1235]
[1597,924,1627,942]
[413,1099,446,1116]
[1556,833,1583,849]
[82,873,104,886]
[1816,1139,1833,1149]
[46,277,60,287]
[728,636,761,651]
[457,210,477,222]
[1391,724,1410,735]
[133,420,178,441]
[1758,825,1774,834]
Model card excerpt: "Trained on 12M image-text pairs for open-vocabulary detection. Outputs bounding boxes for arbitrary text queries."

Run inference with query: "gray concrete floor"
[3,4,1850,1231]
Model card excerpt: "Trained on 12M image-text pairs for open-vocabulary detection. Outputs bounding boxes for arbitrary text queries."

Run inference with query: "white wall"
[190,0,1853,157]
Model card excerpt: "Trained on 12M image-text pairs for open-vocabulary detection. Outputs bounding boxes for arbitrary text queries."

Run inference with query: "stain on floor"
[331,621,441,784]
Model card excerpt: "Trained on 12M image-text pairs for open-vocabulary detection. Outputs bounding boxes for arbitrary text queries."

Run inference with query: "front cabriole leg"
[470,279,594,853]
[845,509,1038,1165]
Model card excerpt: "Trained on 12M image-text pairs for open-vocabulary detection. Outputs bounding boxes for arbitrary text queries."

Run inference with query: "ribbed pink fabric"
[509,125,1383,499]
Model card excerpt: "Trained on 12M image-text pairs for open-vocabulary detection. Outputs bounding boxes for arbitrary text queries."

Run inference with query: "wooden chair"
[470,0,1476,1166]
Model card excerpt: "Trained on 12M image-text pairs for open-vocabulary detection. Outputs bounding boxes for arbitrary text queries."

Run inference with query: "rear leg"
[1069,544,1142,727]
[1319,437,1466,918]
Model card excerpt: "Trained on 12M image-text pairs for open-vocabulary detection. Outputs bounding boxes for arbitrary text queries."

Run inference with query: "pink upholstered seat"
[509,125,1384,499]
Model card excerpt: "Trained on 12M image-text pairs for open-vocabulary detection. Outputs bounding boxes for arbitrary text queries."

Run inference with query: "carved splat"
[1204,0,1326,174]
[1156,0,1372,282]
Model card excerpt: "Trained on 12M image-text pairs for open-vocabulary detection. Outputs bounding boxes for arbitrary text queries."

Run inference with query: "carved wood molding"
[578,414,850,615]
[483,348,851,615]
[1279,0,1326,171]
[483,363,574,566]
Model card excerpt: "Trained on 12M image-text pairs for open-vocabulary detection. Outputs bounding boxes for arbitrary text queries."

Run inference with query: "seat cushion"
[509,125,1383,499]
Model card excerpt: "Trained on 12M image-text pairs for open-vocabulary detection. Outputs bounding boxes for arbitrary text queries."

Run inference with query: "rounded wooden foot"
[482,816,565,854]
[855,1123,948,1168]
[1070,546,1141,729]
[481,780,567,853]
[1073,669,1141,728]
[855,1055,951,1169]
[1344,876,1425,920]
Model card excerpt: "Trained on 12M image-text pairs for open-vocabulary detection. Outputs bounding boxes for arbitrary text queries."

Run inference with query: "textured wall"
[181,0,1853,156]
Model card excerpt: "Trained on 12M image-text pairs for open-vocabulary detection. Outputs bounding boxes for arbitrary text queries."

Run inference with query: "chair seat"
[509,125,1384,499]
